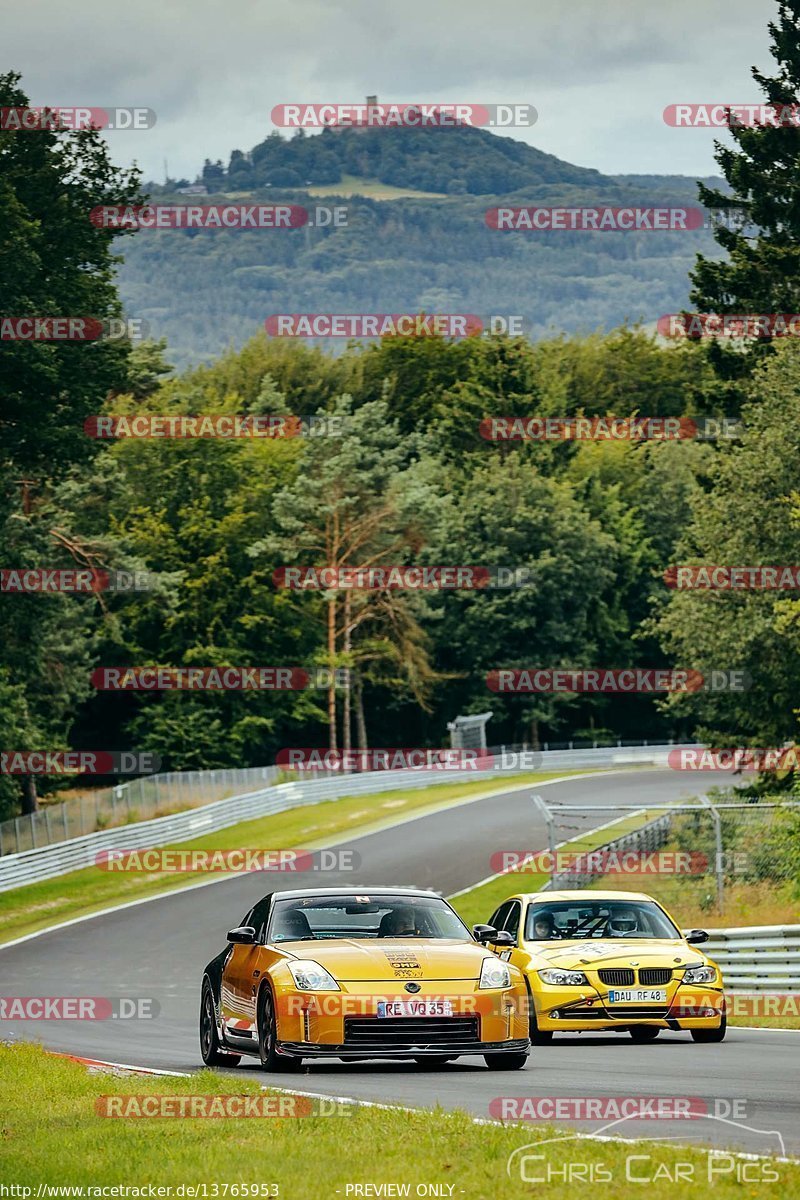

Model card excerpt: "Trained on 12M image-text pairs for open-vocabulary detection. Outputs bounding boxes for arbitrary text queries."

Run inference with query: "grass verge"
[0,769,593,945]
[1,1044,795,1197]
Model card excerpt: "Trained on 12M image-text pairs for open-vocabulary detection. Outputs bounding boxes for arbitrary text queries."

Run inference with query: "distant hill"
[123,126,728,370]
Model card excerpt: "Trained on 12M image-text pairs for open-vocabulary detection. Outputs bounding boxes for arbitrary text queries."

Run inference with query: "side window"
[251,896,273,943]
[489,902,512,932]
[503,901,521,940]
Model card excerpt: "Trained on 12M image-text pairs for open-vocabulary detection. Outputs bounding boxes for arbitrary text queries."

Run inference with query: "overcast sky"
[8,0,778,183]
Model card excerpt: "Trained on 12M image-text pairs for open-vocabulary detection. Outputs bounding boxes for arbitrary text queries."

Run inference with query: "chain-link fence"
[0,765,282,856]
[0,737,687,857]
[533,796,800,919]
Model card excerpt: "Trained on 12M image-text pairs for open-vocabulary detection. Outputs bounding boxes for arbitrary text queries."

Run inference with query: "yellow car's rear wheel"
[200,980,241,1067]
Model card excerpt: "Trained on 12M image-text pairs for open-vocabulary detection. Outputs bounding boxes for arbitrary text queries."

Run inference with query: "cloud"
[5,0,775,180]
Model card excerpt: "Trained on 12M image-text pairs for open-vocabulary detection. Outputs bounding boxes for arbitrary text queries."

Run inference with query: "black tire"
[484,1052,529,1070]
[629,1026,661,1042]
[529,1003,553,1044]
[691,1013,727,1043]
[257,984,302,1072]
[200,980,241,1067]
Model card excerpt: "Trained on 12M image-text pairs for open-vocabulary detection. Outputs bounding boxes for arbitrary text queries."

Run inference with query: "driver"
[380,906,418,937]
[607,907,639,937]
[531,911,556,941]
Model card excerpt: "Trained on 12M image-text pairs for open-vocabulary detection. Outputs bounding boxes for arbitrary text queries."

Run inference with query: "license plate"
[377,1000,454,1018]
[608,989,667,1003]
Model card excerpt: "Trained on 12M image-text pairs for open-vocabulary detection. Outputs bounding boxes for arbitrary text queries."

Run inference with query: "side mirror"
[227,926,257,944]
[473,924,498,943]
[492,930,515,948]
[684,929,709,945]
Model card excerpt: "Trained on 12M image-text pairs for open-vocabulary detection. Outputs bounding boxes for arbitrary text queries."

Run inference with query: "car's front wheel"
[484,1052,528,1070]
[257,985,302,1072]
[200,980,241,1067]
[691,1013,727,1043]
[629,1026,660,1042]
[529,1004,553,1044]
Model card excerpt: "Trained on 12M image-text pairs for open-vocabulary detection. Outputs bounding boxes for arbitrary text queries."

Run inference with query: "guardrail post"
[699,794,724,913]
[30,812,37,848]
[44,806,52,844]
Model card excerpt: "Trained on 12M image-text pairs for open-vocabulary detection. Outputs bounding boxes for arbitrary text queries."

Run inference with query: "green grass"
[305,172,449,199]
[0,770,594,945]
[2,1044,795,1197]
[450,810,660,927]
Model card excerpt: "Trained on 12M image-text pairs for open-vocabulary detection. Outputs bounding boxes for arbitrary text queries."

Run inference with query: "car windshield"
[525,899,680,941]
[268,894,470,942]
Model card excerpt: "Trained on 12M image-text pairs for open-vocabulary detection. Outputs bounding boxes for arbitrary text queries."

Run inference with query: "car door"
[222,900,271,1038]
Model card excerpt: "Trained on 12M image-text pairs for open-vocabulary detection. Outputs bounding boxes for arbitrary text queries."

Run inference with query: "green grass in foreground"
[1,1044,795,1198]
[0,770,591,945]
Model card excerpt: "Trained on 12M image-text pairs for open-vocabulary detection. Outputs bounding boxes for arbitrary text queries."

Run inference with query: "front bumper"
[277,1037,530,1059]
[273,978,529,1048]
[534,984,725,1031]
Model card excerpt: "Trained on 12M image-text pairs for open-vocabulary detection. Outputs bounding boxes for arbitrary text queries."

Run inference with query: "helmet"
[608,907,638,937]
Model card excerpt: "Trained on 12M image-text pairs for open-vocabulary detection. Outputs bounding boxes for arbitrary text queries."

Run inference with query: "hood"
[279,938,489,981]
[530,938,704,970]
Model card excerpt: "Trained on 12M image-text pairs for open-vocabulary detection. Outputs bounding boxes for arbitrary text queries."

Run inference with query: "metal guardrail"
[0,743,683,893]
[545,813,672,890]
[703,925,800,993]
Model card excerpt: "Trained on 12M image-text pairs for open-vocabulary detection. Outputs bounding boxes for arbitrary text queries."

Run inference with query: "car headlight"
[479,957,512,989]
[288,960,340,991]
[538,968,589,986]
[683,965,716,984]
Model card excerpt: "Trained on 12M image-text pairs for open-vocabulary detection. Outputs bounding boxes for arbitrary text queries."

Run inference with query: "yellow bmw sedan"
[486,890,725,1043]
[201,886,530,1071]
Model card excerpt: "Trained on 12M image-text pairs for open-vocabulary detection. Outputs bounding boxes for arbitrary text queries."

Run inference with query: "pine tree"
[690,2,800,374]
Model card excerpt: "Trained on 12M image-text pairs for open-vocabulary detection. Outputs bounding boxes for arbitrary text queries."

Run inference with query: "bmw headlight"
[288,960,340,991]
[683,965,716,984]
[538,968,589,986]
[479,957,512,989]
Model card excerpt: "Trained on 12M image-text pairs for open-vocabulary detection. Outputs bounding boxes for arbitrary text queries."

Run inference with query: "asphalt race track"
[2,768,797,1156]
